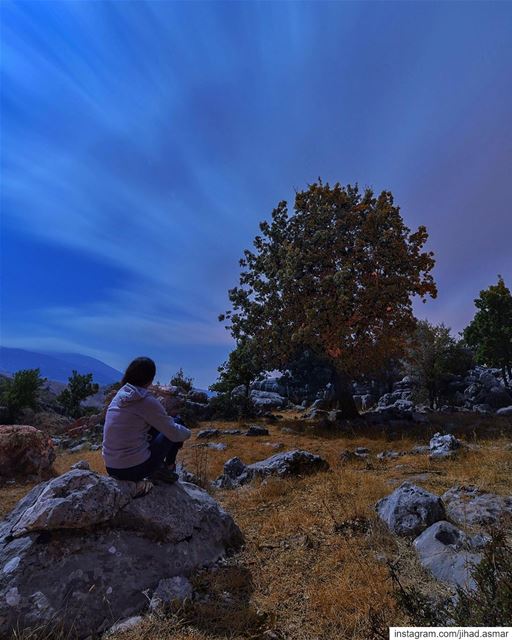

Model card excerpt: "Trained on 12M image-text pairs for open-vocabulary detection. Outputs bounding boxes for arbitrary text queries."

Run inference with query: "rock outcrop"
[0,425,55,479]
[0,470,243,638]
[214,449,329,489]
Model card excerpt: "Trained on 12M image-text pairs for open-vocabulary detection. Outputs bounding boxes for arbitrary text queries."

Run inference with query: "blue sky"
[1,1,511,388]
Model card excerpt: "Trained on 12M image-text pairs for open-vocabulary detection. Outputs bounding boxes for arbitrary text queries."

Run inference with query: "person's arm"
[140,396,192,442]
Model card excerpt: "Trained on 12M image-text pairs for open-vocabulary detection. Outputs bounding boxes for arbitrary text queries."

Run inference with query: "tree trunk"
[328,370,360,418]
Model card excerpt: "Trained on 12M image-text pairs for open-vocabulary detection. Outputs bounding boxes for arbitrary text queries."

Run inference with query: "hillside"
[0,347,122,385]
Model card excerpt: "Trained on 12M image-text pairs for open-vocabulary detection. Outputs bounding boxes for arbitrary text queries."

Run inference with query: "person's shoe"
[150,467,179,485]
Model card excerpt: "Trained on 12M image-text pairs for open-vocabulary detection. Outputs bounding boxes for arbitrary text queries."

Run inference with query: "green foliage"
[210,337,263,395]
[209,391,256,421]
[170,367,193,393]
[389,526,512,626]
[405,320,474,408]
[281,348,333,403]
[463,276,512,386]
[57,370,99,419]
[0,368,46,423]
[220,180,437,413]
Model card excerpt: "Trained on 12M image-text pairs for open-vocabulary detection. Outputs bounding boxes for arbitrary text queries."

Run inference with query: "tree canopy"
[57,370,99,419]
[220,180,437,415]
[463,276,512,386]
[0,368,46,423]
[405,320,474,408]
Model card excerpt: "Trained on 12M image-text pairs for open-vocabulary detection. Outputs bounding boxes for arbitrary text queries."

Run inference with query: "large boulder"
[429,432,461,459]
[0,470,243,638]
[441,485,512,527]
[0,425,55,479]
[214,449,329,489]
[375,482,446,537]
[413,521,488,589]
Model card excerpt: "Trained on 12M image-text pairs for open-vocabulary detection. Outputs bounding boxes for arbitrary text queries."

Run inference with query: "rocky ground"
[0,410,511,640]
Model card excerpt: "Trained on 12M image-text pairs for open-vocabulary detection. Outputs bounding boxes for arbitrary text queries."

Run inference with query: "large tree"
[463,276,512,386]
[220,180,437,417]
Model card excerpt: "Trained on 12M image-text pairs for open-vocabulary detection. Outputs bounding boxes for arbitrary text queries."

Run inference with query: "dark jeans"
[106,427,183,482]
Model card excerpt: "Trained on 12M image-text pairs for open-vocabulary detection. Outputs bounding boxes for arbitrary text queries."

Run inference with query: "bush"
[209,392,256,421]
[0,368,46,423]
[170,367,193,393]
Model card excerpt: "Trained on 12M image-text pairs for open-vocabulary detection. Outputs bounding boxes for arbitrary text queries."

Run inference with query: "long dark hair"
[121,357,156,387]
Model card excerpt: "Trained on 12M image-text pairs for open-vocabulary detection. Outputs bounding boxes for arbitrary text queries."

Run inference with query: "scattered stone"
[107,616,143,635]
[340,450,358,462]
[0,425,55,478]
[245,425,270,437]
[410,445,430,455]
[0,469,243,637]
[149,576,193,611]
[377,450,402,460]
[354,447,369,455]
[69,443,87,454]
[441,485,512,527]
[375,482,446,537]
[214,450,329,489]
[429,433,461,459]
[497,405,512,416]
[206,443,227,451]
[71,460,91,471]
[413,521,489,590]
[223,429,242,435]
[196,428,221,439]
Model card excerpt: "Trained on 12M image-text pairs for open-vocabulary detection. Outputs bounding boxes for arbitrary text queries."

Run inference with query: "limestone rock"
[429,432,461,459]
[0,470,243,638]
[149,576,193,611]
[245,425,269,437]
[214,449,329,489]
[413,521,488,589]
[375,482,446,537]
[441,485,512,527]
[0,425,55,478]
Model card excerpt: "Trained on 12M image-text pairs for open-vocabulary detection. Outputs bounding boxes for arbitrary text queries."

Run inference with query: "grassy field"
[3,415,512,640]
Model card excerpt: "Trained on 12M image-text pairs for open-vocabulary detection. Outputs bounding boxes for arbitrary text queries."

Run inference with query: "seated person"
[102,356,191,484]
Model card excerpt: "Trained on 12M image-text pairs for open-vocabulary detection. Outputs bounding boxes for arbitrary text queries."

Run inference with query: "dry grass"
[2,414,511,640]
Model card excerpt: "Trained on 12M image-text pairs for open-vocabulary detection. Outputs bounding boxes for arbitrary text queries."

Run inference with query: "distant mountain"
[0,347,122,385]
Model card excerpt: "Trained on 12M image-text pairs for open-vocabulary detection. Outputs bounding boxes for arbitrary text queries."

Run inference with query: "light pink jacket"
[102,383,191,469]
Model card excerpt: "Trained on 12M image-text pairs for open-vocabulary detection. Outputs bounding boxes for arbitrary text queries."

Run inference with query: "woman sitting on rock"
[102,356,191,485]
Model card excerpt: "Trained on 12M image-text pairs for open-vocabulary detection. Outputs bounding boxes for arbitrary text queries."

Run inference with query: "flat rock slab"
[0,470,243,638]
[214,449,329,489]
[376,482,446,537]
[413,521,488,589]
